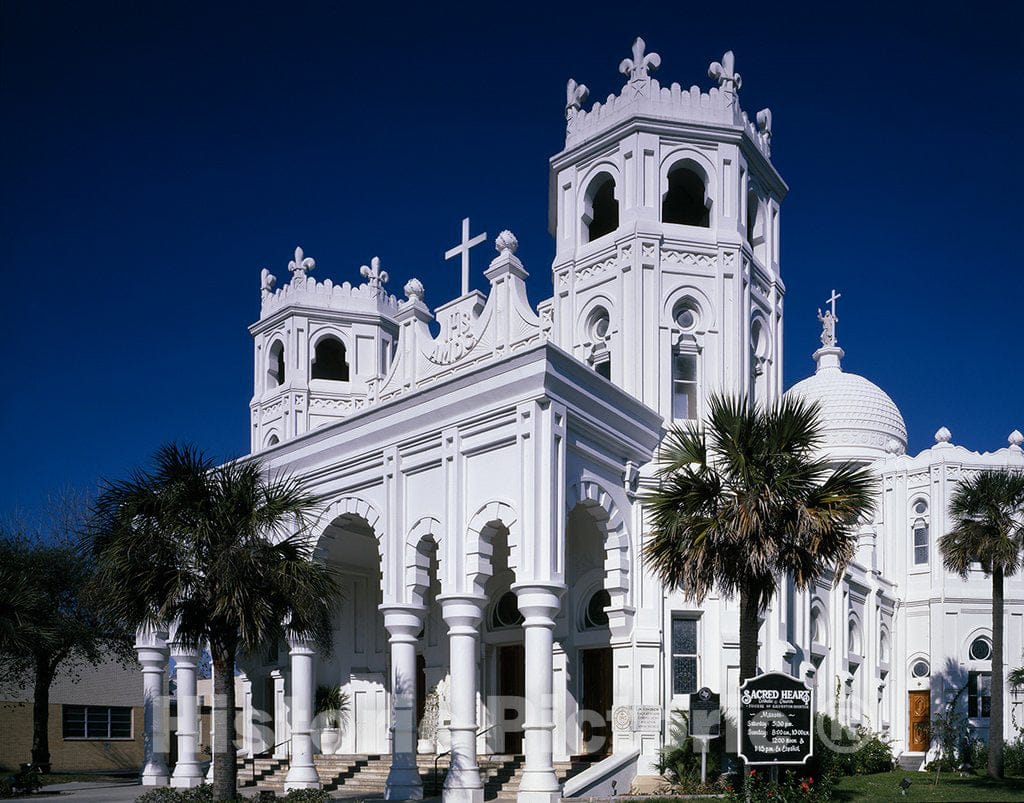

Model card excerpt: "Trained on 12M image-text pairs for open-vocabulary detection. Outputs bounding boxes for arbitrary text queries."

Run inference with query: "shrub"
[655,710,725,785]
[807,714,893,779]
[1005,738,1024,776]
[282,790,331,803]
[726,769,832,802]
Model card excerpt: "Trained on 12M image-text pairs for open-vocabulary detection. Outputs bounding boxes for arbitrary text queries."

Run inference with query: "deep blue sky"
[2,1,1021,517]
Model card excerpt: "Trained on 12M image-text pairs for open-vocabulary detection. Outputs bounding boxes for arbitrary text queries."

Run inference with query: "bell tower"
[548,39,787,421]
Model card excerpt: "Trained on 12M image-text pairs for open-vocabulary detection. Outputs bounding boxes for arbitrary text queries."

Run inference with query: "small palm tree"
[643,394,875,683]
[939,469,1024,780]
[88,443,341,801]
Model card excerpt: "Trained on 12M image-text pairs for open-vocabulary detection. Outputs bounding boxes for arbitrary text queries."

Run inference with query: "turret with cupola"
[548,38,786,421]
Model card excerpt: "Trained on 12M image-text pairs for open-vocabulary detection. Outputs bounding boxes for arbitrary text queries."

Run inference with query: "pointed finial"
[756,108,773,147]
[566,78,589,119]
[935,426,953,445]
[495,230,518,255]
[404,277,425,303]
[709,50,742,93]
[359,256,389,297]
[1009,430,1023,450]
[260,267,276,300]
[288,246,315,280]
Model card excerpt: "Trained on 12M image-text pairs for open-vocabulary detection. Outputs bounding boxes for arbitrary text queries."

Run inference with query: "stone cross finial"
[260,268,276,300]
[566,78,589,119]
[404,277,425,304]
[445,217,487,296]
[360,256,389,297]
[709,51,742,93]
[288,246,315,280]
[619,37,661,81]
[495,230,518,255]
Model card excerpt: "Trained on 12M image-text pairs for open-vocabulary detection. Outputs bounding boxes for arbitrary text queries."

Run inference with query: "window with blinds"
[62,705,132,739]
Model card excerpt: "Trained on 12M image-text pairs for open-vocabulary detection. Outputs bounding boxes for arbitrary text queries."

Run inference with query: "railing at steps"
[433,725,496,795]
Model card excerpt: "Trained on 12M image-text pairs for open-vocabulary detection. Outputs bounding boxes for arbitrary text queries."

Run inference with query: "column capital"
[134,625,169,651]
[168,642,199,665]
[286,634,316,656]
[511,582,566,623]
[438,593,487,631]
[379,603,427,641]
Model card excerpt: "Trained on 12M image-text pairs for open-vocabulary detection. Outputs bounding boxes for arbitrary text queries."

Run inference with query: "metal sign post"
[689,687,721,784]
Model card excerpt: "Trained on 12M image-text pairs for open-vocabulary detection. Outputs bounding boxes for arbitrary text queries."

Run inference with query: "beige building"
[0,655,146,773]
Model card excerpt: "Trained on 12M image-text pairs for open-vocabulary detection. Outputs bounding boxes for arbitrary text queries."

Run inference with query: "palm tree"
[938,469,1024,780]
[642,394,875,683]
[88,443,341,801]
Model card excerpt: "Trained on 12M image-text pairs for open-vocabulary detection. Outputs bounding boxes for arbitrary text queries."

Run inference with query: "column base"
[284,766,322,790]
[140,771,169,787]
[385,767,425,800]
[170,767,204,789]
[517,791,562,803]
[442,786,484,803]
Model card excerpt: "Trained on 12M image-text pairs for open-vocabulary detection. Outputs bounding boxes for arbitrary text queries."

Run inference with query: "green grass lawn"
[833,770,1024,801]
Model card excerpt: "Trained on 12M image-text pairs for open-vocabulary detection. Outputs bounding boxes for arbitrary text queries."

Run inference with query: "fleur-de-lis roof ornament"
[359,256,389,296]
[566,78,589,119]
[260,267,276,299]
[619,37,661,82]
[288,246,316,280]
[709,51,742,93]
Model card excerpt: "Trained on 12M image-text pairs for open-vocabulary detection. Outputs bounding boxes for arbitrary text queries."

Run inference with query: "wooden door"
[498,644,525,754]
[580,648,613,756]
[908,691,930,751]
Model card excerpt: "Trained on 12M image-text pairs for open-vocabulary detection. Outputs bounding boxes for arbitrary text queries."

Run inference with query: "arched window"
[582,589,611,630]
[583,174,618,242]
[586,306,612,379]
[848,618,862,654]
[912,520,929,565]
[879,628,891,663]
[311,337,349,381]
[662,164,710,226]
[267,340,285,388]
[811,606,828,645]
[266,434,279,447]
[746,188,760,245]
[671,301,700,421]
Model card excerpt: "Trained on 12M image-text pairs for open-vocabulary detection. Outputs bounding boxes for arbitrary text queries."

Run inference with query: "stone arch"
[263,429,281,449]
[312,495,386,575]
[405,516,443,608]
[810,600,828,646]
[661,155,714,227]
[663,284,716,334]
[464,500,519,596]
[567,479,630,621]
[580,166,620,243]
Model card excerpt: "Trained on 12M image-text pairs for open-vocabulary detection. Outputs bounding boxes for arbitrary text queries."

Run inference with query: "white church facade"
[133,39,1024,800]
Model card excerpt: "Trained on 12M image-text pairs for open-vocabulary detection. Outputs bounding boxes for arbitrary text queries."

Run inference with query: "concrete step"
[898,753,925,771]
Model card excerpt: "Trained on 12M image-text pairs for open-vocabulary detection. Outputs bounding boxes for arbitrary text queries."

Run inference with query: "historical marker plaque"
[738,672,813,765]
[690,687,721,737]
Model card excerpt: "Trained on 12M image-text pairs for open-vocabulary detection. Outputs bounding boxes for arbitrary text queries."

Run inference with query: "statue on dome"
[817,308,837,347]
[817,289,841,347]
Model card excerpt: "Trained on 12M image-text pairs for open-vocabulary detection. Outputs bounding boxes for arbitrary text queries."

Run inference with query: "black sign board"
[738,672,813,765]
[689,687,721,737]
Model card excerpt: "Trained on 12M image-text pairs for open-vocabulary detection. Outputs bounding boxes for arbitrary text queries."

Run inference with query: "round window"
[588,308,611,341]
[583,589,611,629]
[674,304,697,331]
[911,659,930,678]
[913,500,928,516]
[490,591,523,629]
[969,637,992,661]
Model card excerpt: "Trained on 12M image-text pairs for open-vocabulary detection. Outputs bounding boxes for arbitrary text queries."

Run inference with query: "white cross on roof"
[445,217,487,296]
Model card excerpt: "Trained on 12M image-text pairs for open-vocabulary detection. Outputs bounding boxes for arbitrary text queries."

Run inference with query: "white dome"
[785,346,907,462]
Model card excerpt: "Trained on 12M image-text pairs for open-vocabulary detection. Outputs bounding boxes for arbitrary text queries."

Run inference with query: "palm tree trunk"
[211,640,239,800]
[739,589,760,683]
[30,658,55,771]
[989,568,1004,779]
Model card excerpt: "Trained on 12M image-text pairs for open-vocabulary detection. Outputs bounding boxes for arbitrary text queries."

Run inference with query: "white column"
[439,594,486,803]
[169,643,204,788]
[272,669,288,758]
[284,637,321,790]
[205,661,215,782]
[512,583,565,803]
[241,675,254,759]
[136,630,170,786]
[382,604,427,800]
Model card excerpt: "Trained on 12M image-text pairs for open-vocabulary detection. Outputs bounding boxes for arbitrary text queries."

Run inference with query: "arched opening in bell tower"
[583,173,618,242]
[311,336,350,381]
[268,339,285,388]
[662,163,710,227]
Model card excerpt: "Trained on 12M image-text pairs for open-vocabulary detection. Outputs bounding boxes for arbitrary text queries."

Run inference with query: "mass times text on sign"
[738,672,814,765]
